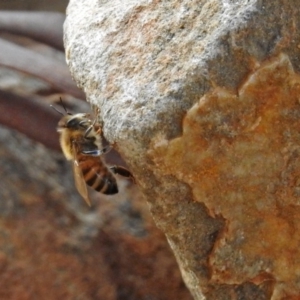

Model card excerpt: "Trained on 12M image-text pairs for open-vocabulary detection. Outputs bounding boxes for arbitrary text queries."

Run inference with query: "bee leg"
[84,119,102,138]
[84,124,93,138]
[94,124,102,135]
[110,165,135,183]
[101,145,112,153]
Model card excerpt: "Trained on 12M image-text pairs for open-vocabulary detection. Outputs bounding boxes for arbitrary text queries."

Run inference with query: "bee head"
[57,113,91,132]
[50,98,90,131]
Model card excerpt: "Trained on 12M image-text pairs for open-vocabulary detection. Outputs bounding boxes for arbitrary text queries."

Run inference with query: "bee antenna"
[50,98,73,116]
[59,97,72,115]
[50,104,64,115]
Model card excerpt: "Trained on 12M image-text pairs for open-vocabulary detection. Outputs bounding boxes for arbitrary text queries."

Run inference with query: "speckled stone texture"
[64,0,300,299]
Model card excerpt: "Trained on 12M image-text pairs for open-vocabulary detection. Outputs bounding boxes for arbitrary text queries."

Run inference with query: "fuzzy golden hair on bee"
[51,100,134,206]
[57,113,100,161]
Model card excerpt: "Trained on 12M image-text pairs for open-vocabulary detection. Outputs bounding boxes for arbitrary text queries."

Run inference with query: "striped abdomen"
[77,154,118,194]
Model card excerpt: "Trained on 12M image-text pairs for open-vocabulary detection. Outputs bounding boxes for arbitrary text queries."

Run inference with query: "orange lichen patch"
[149,53,300,298]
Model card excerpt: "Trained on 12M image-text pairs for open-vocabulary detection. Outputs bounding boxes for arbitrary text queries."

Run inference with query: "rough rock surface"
[64,0,300,299]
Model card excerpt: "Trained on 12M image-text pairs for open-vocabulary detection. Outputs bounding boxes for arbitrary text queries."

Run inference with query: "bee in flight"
[51,100,134,206]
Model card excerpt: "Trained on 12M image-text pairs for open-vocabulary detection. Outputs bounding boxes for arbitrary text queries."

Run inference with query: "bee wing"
[72,144,91,207]
[81,145,112,156]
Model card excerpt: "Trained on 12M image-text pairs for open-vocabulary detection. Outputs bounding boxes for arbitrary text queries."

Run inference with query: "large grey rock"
[64,0,300,299]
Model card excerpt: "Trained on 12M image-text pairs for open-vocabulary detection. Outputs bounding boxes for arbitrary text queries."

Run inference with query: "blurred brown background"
[0,0,69,12]
[0,1,193,299]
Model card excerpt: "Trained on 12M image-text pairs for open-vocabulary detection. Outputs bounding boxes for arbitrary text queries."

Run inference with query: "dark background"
[0,0,69,12]
[0,1,193,299]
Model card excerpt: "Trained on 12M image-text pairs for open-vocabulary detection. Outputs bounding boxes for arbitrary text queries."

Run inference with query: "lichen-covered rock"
[64,0,300,299]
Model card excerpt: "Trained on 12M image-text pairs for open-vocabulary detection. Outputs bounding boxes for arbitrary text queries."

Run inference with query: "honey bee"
[52,101,134,206]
